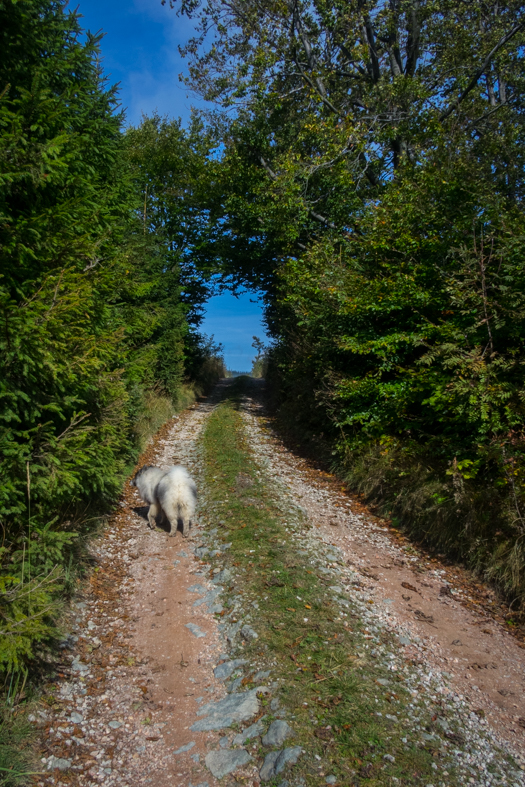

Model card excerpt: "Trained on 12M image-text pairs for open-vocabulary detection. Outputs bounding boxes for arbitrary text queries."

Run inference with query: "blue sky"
[199,291,268,373]
[76,0,268,371]
[76,0,198,126]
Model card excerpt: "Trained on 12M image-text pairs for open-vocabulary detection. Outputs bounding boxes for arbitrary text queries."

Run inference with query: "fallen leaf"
[414,610,434,623]
[401,582,418,593]
[304,604,311,609]
[286,607,296,612]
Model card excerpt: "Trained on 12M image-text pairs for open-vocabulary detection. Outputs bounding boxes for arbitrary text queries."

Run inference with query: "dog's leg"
[147,503,159,529]
[182,518,190,538]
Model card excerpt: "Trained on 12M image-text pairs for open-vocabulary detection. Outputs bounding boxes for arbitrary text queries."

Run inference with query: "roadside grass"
[199,378,471,787]
[132,387,175,453]
[0,705,38,787]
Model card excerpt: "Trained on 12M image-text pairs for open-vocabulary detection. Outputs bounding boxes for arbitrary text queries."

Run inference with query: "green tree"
[0,0,192,672]
[126,114,228,384]
[169,0,525,603]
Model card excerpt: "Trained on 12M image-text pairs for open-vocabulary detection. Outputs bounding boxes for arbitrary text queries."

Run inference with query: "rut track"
[241,381,525,757]
[35,382,231,787]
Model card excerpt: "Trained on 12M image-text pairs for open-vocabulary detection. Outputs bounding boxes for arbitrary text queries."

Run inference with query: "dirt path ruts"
[36,382,235,787]
[240,380,525,762]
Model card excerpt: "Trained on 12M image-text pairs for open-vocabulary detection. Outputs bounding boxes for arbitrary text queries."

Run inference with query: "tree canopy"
[166,0,525,603]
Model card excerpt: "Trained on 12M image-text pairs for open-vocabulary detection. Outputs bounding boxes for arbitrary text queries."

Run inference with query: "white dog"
[131,465,197,537]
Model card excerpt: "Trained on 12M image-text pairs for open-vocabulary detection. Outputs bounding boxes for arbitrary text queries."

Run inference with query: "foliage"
[183,332,226,394]
[0,0,216,679]
[125,115,227,391]
[170,0,525,604]
[251,336,268,378]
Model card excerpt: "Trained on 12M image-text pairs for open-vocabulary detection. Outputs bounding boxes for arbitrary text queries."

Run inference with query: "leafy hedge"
[270,176,525,603]
[0,0,221,676]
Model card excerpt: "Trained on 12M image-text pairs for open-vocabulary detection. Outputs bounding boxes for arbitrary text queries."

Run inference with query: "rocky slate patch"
[191,687,267,732]
[262,720,294,748]
[205,749,252,778]
[259,747,303,782]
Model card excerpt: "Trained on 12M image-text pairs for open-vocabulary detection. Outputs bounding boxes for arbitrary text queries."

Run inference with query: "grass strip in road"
[198,379,493,787]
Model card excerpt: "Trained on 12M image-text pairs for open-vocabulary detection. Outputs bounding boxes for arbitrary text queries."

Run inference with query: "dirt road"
[35,379,525,787]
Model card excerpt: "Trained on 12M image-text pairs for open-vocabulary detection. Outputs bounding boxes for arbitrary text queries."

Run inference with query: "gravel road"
[34,379,525,787]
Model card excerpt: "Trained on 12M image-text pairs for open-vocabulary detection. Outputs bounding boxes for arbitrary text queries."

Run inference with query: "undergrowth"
[0,705,38,786]
[132,388,176,453]
[198,378,493,786]
[339,440,525,611]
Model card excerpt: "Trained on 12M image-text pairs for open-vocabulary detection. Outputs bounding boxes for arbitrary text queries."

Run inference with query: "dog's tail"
[161,489,196,520]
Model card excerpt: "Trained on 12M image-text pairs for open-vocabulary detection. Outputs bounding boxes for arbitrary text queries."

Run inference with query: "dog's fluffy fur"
[131,465,197,537]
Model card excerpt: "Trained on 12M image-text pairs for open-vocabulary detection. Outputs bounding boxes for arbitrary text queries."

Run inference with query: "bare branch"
[259,156,278,180]
[292,59,340,114]
[486,73,497,107]
[83,257,102,272]
[361,17,381,83]
[275,86,306,100]
[309,209,338,230]
[470,101,508,127]
[37,413,93,454]
[405,5,421,77]
[441,21,525,121]
[290,2,340,115]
